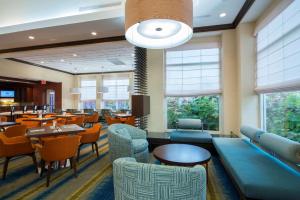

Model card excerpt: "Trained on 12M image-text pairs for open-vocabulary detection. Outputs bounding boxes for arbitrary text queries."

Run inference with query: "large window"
[257,1,300,142]
[80,80,96,109]
[261,91,300,142]
[166,47,221,130]
[102,76,130,111]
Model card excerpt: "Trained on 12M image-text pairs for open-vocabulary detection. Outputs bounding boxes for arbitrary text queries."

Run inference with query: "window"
[102,76,130,111]
[261,91,300,142]
[257,1,300,142]
[256,1,300,93]
[166,47,221,130]
[80,80,96,109]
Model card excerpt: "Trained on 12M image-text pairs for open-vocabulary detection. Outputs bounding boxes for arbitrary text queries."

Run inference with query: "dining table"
[0,122,19,131]
[23,117,56,127]
[26,124,85,138]
[55,114,76,119]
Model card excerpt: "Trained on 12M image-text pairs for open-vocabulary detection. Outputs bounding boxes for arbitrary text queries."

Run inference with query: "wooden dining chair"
[84,112,99,127]
[16,118,40,129]
[124,116,136,126]
[4,125,27,138]
[77,123,102,161]
[105,115,121,125]
[0,134,38,179]
[66,116,85,127]
[35,135,81,187]
[0,116,7,122]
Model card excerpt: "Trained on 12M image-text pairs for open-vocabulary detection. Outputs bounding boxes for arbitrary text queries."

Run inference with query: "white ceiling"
[0,0,274,74]
[6,41,135,74]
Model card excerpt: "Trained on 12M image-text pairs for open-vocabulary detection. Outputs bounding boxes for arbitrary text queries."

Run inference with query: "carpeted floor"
[0,131,239,200]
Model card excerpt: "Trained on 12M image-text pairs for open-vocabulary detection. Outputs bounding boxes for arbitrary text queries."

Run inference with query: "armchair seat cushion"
[132,139,148,153]
[171,131,212,143]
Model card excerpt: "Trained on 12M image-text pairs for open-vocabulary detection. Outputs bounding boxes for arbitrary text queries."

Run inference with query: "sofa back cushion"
[240,126,265,143]
[177,119,202,129]
[260,132,300,164]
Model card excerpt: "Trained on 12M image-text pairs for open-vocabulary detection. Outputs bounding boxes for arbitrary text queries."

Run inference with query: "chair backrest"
[113,158,207,200]
[124,116,135,126]
[105,116,121,125]
[0,116,7,122]
[92,112,99,123]
[4,125,27,137]
[40,135,81,161]
[21,120,40,129]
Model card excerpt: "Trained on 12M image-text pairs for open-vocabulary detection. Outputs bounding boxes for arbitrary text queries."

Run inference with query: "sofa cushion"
[132,139,148,153]
[170,131,212,143]
[177,119,202,129]
[260,132,300,164]
[213,137,300,200]
[116,128,131,139]
[240,125,264,143]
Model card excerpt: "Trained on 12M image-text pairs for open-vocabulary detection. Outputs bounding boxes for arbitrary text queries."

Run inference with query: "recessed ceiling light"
[60,59,65,62]
[219,12,227,18]
[131,53,134,57]
[28,36,35,40]
[91,32,97,36]
[40,61,44,64]
[73,54,77,57]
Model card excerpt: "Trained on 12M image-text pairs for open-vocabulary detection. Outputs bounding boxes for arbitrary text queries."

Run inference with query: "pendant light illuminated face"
[125,0,193,49]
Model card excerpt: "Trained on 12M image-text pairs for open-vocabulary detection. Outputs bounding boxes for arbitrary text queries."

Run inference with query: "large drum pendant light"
[125,0,193,49]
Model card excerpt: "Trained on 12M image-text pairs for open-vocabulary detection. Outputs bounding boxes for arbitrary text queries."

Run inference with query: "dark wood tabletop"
[26,124,85,138]
[23,117,56,122]
[0,122,19,128]
[153,144,211,166]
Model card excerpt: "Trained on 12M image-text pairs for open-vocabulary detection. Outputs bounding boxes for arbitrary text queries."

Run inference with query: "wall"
[147,49,166,132]
[236,23,260,130]
[0,58,75,109]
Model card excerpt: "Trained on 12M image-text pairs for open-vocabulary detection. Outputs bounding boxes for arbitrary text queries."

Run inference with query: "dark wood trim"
[0,76,39,84]
[193,23,234,33]
[6,58,75,75]
[0,36,126,54]
[232,0,255,27]
[76,70,134,75]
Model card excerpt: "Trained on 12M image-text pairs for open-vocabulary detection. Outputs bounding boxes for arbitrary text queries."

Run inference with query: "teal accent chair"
[113,157,207,200]
[107,124,149,163]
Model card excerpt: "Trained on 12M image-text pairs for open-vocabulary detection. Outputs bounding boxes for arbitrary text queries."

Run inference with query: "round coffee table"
[153,144,211,180]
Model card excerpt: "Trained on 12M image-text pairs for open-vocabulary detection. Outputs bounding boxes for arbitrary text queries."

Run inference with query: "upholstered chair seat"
[108,124,149,163]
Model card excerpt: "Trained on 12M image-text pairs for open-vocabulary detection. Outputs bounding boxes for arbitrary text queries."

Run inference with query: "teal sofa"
[107,124,149,163]
[113,157,207,200]
[213,126,300,200]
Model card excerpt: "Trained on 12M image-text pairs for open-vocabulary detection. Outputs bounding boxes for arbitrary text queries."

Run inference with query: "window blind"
[256,1,300,93]
[102,76,130,100]
[80,80,96,100]
[165,48,221,96]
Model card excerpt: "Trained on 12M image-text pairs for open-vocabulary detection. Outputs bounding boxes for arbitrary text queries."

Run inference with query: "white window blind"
[80,80,96,100]
[256,1,300,93]
[166,48,221,96]
[103,76,130,100]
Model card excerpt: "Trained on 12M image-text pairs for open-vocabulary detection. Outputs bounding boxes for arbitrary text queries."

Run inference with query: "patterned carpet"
[0,131,239,200]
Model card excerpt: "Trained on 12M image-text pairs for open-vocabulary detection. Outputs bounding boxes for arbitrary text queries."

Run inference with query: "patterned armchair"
[108,124,149,163]
[113,157,207,200]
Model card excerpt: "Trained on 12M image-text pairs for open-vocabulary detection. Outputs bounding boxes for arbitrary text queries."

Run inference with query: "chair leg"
[94,142,99,157]
[71,157,77,178]
[30,153,38,173]
[77,145,81,162]
[46,162,53,187]
[2,157,11,180]
[40,160,45,177]
[92,143,95,152]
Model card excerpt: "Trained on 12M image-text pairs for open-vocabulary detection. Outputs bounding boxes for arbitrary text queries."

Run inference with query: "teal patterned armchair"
[113,157,207,200]
[107,124,149,163]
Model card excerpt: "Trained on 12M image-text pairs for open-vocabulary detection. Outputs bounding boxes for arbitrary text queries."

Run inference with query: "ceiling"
[0,0,274,74]
[6,41,135,74]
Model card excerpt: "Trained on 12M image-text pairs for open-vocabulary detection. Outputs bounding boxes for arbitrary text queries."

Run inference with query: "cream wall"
[0,58,75,109]
[236,23,260,130]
